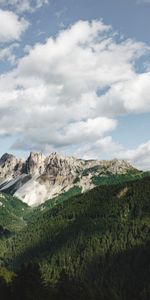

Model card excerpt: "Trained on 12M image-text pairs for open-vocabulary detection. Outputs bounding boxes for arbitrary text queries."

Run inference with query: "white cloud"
[0,19,150,170]
[74,136,122,160]
[60,117,117,145]
[0,0,49,13]
[0,43,19,64]
[0,9,29,43]
[117,141,150,170]
[76,137,150,170]
[97,72,150,116]
[74,137,150,170]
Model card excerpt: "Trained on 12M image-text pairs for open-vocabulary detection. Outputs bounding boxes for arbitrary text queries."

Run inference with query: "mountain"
[0,152,138,206]
[0,175,150,300]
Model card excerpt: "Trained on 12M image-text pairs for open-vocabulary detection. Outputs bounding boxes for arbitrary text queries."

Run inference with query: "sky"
[0,0,150,170]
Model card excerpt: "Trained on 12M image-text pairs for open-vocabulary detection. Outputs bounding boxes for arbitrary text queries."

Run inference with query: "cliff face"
[22,152,46,175]
[0,152,136,207]
[0,153,22,180]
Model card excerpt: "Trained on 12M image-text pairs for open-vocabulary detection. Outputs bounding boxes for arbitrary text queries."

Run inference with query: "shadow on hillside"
[1,176,150,300]
[6,177,150,269]
[1,242,150,300]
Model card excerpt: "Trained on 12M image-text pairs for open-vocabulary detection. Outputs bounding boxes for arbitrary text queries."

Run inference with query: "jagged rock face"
[45,153,83,177]
[0,152,136,207]
[23,152,45,175]
[0,153,23,181]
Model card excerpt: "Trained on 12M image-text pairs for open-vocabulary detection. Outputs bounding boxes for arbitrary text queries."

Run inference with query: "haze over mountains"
[0,152,136,206]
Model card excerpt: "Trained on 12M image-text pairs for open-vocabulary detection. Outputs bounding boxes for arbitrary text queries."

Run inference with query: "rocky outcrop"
[22,152,45,175]
[0,152,136,207]
[0,153,23,181]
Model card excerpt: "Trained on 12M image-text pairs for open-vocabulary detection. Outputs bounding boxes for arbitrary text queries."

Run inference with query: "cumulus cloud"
[0,9,29,43]
[75,137,150,170]
[74,136,122,160]
[0,43,19,65]
[97,72,150,116]
[0,19,150,169]
[117,141,150,170]
[0,43,19,64]
[0,0,49,13]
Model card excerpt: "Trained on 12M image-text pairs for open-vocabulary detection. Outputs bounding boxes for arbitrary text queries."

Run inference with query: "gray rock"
[0,152,136,207]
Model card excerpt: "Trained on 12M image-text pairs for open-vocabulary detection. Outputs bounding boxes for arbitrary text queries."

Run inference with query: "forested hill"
[0,175,150,300]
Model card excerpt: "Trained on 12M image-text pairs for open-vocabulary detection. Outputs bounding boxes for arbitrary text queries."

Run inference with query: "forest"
[0,175,150,299]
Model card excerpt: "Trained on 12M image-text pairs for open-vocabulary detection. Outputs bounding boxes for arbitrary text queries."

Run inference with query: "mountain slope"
[0,193,29,232]
[0,175,150,300]
[0,152,138,206]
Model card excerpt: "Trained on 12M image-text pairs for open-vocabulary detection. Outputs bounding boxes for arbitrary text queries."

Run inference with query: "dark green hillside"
[28,171,147,219]
[0,176,150,299]
[0,193,29,232]
[38,186,82,212]
[91,169,147,186]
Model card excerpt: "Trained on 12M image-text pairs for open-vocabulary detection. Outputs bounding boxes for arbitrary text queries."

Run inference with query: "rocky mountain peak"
[104,159,134,174]
[45,152,84,177]
[0,153,22,180]
[0,153,16,165]
[0,151,137,207]
[23,152,46,175]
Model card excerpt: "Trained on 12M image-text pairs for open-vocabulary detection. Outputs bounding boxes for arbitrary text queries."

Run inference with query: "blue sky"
[0,0,150,169]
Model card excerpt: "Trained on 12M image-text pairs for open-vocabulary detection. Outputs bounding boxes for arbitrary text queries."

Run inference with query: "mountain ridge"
[0,152,137,206]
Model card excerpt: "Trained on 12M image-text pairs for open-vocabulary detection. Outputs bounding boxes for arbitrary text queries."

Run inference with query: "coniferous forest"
[0,175,150,299]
